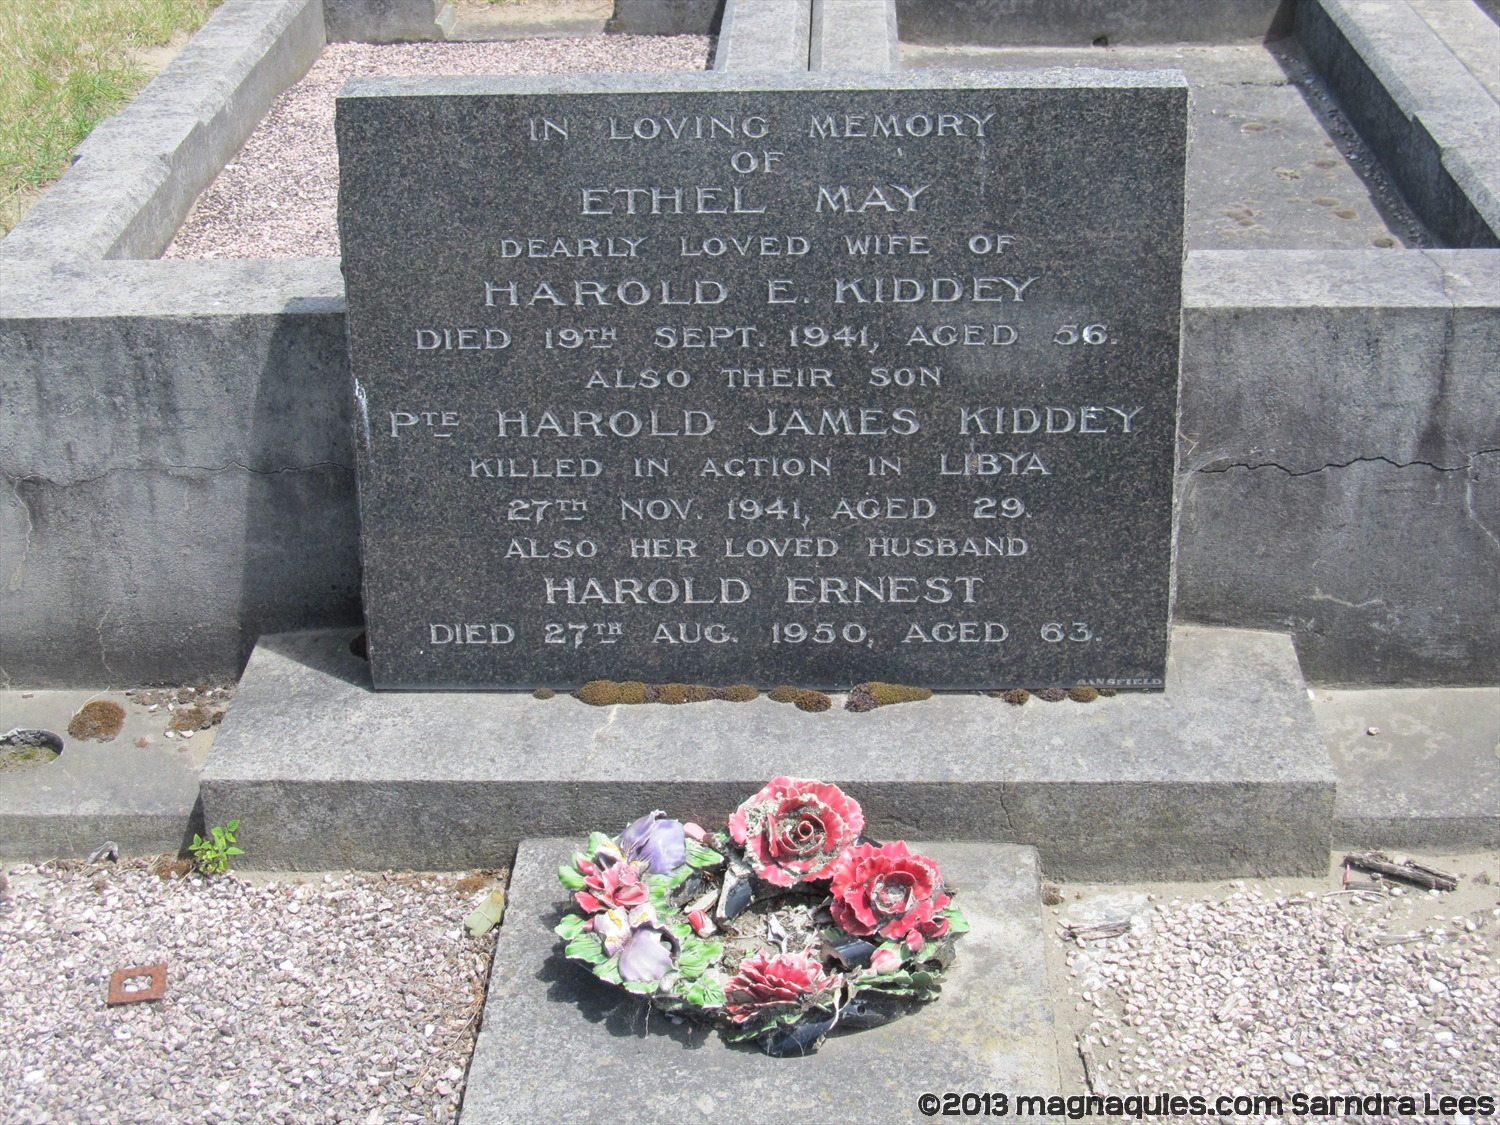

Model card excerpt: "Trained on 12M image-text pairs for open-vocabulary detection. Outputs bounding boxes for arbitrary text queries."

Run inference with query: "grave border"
[0,0,1494,691]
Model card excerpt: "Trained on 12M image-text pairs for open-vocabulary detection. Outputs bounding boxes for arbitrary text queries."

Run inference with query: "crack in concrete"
[7,474,34,593]
[2,460,355,490]
[96,606,115,681]
[585,704,621,769]
[1304,589,1386,610]
[1194,453,1498,477]
[1465,450,1500,556]
[993,783,1017,837]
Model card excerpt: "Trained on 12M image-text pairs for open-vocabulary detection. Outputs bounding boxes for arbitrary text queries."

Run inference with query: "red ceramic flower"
[573,858,651,915]
[724,950,839,1024]
[828,841,951,953]
[727,777,864,887]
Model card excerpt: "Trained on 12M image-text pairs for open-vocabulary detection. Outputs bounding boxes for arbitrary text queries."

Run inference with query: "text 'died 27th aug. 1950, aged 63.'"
[336,71,1188,690]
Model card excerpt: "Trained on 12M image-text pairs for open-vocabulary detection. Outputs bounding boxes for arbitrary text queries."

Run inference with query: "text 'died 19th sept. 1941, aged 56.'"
[336,71,1188,690]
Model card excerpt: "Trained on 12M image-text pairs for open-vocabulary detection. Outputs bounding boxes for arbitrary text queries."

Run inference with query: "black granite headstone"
[337,71,1187,691]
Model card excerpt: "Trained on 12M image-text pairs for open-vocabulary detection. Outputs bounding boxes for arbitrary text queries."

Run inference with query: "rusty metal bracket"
[108,963,167,1005]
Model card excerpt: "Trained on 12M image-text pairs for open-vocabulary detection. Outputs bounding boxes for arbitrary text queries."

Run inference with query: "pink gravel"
[163,36,713,260]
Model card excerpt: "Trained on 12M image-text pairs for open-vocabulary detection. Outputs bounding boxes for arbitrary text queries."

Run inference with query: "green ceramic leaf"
[666,864,693,888]
[941,904,971,933]
[587,831,615,855]
[554,913,587,940]
[593,955,623,984]
[676,940,723,977]
[685,977,725,1008]
[557,865,586,891]
[621,979,659,995]
[667,922,694,941]
[646,874,675,906]
[565,933,607,964]
[683,840,724,868]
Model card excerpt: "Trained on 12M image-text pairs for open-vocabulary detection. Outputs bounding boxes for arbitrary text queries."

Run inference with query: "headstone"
[336,70,1188,691]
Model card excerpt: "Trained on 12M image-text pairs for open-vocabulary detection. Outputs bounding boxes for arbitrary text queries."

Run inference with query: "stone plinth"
[200,624,1334,879]
[458,838,1059,1124]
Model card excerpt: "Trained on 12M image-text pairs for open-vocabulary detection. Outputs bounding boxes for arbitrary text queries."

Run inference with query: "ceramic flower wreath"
[554,777,968,1056]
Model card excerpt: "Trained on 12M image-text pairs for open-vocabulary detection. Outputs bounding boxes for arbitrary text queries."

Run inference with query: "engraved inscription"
[339,75,1186,689]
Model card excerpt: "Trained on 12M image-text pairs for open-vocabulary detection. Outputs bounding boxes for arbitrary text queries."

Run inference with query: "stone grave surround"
[1,0,1497,872]
[337,69,1187,692]
[0,0,1494,693]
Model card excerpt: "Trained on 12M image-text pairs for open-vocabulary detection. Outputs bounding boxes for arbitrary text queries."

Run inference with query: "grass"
[0,0,220,233]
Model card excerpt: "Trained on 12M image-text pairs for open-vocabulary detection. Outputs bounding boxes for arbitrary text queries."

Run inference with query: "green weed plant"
[0,0,219,232]
[190,818,244,874]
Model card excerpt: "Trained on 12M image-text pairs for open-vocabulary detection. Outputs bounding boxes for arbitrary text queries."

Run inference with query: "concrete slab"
[200,625,1334,879]
[901,41,1430,249]
[1315,687,1500,849]
[0,690,214,860]
[459,839,1059,1124]
[713,0,811,70]
[893,0,1290,47]
[446,0,612,41]
[810,0,898,72]
[1409,0,1500,106]
[1300,0,1500,247]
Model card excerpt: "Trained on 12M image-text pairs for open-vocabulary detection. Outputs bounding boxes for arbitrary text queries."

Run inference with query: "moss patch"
[167,705,213,731]
[794,690,831,713]
[845,681,934,712]
[1068,686,1100,703]
[1035,688,1068,703]
[1,743,59,771]
[572,680,757,707]
[532,687,556,700]
[68,700,126,741]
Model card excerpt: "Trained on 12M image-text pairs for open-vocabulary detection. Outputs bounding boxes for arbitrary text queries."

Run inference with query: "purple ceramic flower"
[592,906,678,982]
[619,810,686,874]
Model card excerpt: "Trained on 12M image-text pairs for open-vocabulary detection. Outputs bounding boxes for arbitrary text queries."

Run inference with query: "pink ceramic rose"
[827,840,951,953]
[724,950,839,1024]
[727,777,864,887]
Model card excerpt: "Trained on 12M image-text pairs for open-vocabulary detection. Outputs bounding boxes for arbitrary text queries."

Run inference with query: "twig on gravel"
[1076,1035,1104,1094]
[1063,919,1131,943]
[1374,931,1426,946]
[1342,853,1458,891]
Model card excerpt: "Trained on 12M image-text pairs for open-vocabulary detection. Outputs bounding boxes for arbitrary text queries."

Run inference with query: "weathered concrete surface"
[607,0,725,35]
[901,40,1428,249]
[459,839,1059,1124]
[1315,686,1500,849]
[1299,0,1500,247]
[0,259,361,688]
[713,0,811,70]
[895,0,1292,47]
[200,625,1334,879]
[1178,249,1500,685]
[1408,0,1500,106]
[323,0,455,43]
[0,690,209,860]
[810,0,898,71]
[0,0,324,262]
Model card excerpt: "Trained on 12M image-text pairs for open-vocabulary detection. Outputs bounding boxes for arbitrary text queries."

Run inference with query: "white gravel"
[1063,885,1500,1105]
[1,860,502,1124]
[162,36,712,260]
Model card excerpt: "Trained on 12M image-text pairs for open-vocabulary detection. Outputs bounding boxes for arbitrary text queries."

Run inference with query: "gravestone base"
[458,838,1059,1125]
[200,624,1334,880]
